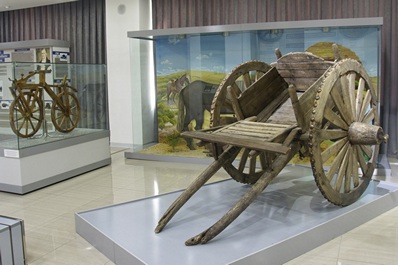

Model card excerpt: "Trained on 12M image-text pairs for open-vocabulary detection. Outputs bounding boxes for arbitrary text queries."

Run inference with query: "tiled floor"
[0,148,397,265]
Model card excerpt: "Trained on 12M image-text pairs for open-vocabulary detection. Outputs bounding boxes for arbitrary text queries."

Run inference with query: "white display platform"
[125,150,392,177]
[75,165,398,265]
[0,129,111,194]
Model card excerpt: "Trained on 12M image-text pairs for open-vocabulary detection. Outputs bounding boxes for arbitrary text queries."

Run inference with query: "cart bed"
[183,121,296,154]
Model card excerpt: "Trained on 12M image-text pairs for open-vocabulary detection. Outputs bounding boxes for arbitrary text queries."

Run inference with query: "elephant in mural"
[176,80,233,149]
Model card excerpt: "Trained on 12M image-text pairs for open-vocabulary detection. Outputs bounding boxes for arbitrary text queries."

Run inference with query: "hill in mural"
[306,42,360,62]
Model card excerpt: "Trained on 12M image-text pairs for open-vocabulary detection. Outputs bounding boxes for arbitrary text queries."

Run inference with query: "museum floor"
[0,147,397,265]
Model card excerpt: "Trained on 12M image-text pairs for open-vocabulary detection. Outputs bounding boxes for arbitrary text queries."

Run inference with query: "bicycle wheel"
[51,91,80,132]
[9,91,43,138]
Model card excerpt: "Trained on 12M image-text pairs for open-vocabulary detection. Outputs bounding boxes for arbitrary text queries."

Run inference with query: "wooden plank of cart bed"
[182,131,290,154]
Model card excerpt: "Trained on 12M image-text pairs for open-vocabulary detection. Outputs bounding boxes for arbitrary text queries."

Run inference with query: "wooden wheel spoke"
[231,82,242,96]
[362,110,375,124]
[17,119,27,131]
[31,116,41,122]
[324,107,349,130]
[352,151,359,188]
[339,75,354,123]
[59,116,66,127]
[70,104,77,111]
[326,142,349,181]
[259,152,267,169]
[347,73,357,121]
[24,122,29,135]
[331,86,353,125]
[355,78,365,120]
[358,90,371,121]
[255,71,264,81]
[68,116,76,126]
[28,118,36,129]
[249,154,257,175]
[371,104,378,124]
[321,137,348,163]
[243,73,252,89]
[344,146,353,193]
[360,144,372,160]
[238,149,250,173]
[355,145,368,174]
[335,146,350,192]
[319,129,347,141]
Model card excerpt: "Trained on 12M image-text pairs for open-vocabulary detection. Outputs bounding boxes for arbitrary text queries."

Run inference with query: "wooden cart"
[155,45,388,245]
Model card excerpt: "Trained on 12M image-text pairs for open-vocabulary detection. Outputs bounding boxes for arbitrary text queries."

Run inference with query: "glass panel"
[129,21,381,158]
[0,62,108,151]
[130,38,157,147]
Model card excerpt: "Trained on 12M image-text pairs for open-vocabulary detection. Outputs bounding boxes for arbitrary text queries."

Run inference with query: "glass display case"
[0,62,110,194]
[127,17,382,160]
[0,62,108,150]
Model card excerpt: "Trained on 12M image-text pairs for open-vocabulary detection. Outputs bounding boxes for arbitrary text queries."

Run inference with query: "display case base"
[75,165,398,265]
[0,129,111,194]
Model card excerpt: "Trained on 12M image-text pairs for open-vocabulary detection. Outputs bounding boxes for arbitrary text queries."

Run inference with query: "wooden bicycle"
[9,69,80,138]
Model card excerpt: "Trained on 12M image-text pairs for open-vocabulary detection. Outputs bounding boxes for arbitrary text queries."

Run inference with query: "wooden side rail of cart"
[155,46,388,246]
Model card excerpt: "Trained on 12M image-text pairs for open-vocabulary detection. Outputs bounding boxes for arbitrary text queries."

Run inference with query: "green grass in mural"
[157,102,177,129]
[306,42,360,61]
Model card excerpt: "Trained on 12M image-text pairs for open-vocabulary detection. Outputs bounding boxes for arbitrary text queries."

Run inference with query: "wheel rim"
[51,91,80,132]
[222,148,276,184]
[10,91,43,138]
[309,59,380,206]
[210,61,272,127]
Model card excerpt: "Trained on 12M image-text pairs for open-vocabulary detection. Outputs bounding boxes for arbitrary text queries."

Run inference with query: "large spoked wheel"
[51,91,80,132]
[309,59,385,206]
[210,60,272,127]
[210,61,273,184]
[9,90,43,138]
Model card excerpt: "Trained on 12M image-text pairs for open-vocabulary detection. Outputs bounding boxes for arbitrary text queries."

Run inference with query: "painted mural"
[142,25,380,156]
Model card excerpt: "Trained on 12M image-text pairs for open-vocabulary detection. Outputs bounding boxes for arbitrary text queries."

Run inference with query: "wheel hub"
[347,122,388,145]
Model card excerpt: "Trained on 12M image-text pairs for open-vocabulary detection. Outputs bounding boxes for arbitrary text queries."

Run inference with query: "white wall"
[105,0,152,147]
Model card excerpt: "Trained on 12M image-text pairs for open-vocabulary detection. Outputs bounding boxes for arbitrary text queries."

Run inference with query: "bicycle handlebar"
[29,69,52,74]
